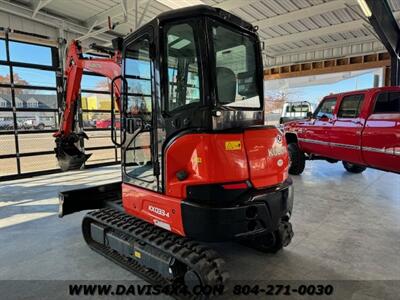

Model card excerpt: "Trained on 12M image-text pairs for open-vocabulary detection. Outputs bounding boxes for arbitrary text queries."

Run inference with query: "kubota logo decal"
[148,205,170,218]
[268,147,287,157]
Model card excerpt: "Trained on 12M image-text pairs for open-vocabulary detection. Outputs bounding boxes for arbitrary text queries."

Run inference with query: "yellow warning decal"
[134,251,141,259]
[225,141,241,151]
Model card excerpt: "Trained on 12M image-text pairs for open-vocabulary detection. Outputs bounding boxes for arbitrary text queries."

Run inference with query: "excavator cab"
[117,5,265,193]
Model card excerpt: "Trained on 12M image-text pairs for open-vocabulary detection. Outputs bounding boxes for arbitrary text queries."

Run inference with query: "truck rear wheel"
[288,143,305,175]
[342,161,366,173]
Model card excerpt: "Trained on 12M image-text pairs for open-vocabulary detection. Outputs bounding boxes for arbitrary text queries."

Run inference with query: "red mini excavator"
[57,5,294,296]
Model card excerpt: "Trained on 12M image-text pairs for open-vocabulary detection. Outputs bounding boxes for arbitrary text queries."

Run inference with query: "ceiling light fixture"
[357,0,372,17]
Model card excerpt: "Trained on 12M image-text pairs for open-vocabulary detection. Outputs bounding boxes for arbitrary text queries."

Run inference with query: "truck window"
[337,94,364,118]
[374,92,400,113]
[314,98,337,119]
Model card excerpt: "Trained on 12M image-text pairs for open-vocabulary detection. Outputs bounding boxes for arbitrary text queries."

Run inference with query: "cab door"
[362,90,400,172]
[122,29,159,191]
[300,97,337,157]
[330,94,365,164]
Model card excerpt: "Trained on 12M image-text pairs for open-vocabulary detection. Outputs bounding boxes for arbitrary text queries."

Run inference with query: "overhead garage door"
[0,35,119,180]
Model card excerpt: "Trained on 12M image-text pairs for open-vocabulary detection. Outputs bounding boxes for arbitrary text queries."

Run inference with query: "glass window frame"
[122,32,157,188]
[337,94,365,119]
[373,91,400,114]
[313,97,337,119]
[162,19,204,114]
[9,40,53,66]
[208,18,263,111]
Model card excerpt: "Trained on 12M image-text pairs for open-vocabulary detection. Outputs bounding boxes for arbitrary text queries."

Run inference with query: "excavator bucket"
[56,147,91,171]
[54,133,91,171]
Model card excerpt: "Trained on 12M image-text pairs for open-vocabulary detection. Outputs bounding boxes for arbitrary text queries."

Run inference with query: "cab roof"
[154,5,256,33]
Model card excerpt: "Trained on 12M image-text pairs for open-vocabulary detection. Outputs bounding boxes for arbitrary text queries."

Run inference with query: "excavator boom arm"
[54,40,122,171]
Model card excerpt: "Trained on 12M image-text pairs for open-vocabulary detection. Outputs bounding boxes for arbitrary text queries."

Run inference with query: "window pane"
[127,78,151,95]
[125,42,152,98]
[0,111,14,132]
[85,149,115,165]
[82,112,111,129]
[85,130,113,148]
[315,98,336,119]
[213,22,260,108]
[82,74,110,91]
[18,132,56,153]
[127,95,152,115]
[14,89,58,109]
[0,134,16,155]
[286,103,311,113]
[374,92,400,113]
[81,92,111,111]
[0,65,10,84]
[20,154,58,173]
[17,111,58,130]
[0,118,16,154]
[9,41,53,66]
[338,94,364,118]
[126,58,151,79]
[12,67,56,87]
[0,88,12,109]
[0,158,17,176]
[0,40,6,61]
[166,23,200,111]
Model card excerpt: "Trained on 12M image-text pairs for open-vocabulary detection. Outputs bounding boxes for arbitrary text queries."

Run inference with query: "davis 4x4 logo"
[148,205,170,218]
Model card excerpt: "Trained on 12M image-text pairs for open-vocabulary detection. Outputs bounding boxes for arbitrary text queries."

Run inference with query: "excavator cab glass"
[119,5,264,191]
[213,21,261,109]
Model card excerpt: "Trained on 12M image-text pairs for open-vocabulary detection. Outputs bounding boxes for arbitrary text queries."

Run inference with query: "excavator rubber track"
[82,208,229,299]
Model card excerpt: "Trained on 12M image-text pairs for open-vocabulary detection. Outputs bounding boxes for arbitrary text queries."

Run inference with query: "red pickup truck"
[284,87,400,175]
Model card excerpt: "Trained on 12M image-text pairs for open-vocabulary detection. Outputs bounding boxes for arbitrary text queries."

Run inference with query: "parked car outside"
[96,119,121,129]
[23,116,55,130]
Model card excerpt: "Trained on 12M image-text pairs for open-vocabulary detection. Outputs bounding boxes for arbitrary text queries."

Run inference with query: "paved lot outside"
[0,131,117,176]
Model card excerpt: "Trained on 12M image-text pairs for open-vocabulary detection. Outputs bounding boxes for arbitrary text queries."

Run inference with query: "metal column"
[365,0,400,86]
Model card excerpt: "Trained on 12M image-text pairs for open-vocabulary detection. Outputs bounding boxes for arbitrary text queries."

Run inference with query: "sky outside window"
[9,41,52,66]
[12,67,56,87]
[265,69,381,106]
[0,40,6,61]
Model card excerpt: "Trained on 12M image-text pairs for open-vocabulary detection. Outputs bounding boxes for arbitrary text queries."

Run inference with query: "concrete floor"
[0,162,399,299]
